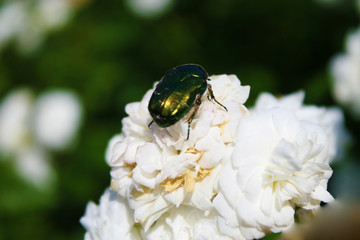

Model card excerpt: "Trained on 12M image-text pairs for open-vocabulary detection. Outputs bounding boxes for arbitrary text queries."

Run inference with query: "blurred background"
[0,0,359,239]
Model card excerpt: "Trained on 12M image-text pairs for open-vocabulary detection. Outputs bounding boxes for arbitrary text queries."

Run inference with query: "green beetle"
[148,64,227,140]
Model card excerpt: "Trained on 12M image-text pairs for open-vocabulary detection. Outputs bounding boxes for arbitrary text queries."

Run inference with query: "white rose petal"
[80,188,141,240]
[254,91,349,161]
[146,206,231,240]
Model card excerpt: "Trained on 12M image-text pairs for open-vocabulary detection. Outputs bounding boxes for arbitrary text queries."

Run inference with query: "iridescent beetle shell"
[148,64,227,140]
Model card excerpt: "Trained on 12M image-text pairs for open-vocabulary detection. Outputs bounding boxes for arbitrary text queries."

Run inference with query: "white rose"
[95,74,345,239]
[106,74,250,230]
[214,106,334,239]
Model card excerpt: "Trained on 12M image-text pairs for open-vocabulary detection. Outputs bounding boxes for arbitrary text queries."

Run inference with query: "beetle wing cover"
[149,71,207,127]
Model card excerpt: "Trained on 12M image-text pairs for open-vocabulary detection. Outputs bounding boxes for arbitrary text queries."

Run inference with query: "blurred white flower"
[0,88,82,188]
[0,1,27,47]
[330,26,360,118]
[214,99,334,239]
[106,74,250,230]
[315,0,342,5]
[125,0,173,18]
[16,0,73,53]
[37,0,72,29]
[80,188,142,240]
[0,89,33,155]
[33,90,82,150]
[15,146,55,188]
[253,91,349,162]
[316,0,360,8]
[0,0,87,53]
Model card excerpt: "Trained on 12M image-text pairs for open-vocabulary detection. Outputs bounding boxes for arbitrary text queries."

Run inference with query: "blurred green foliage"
[0,0,359,239]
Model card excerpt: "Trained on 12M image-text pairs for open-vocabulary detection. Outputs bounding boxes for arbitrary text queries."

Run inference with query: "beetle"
[148,64,227,140]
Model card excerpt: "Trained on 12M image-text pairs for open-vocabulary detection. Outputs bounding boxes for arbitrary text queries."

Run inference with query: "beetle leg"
[207,84,228,112]
[185,93,202,140]
[148,120,154,128]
